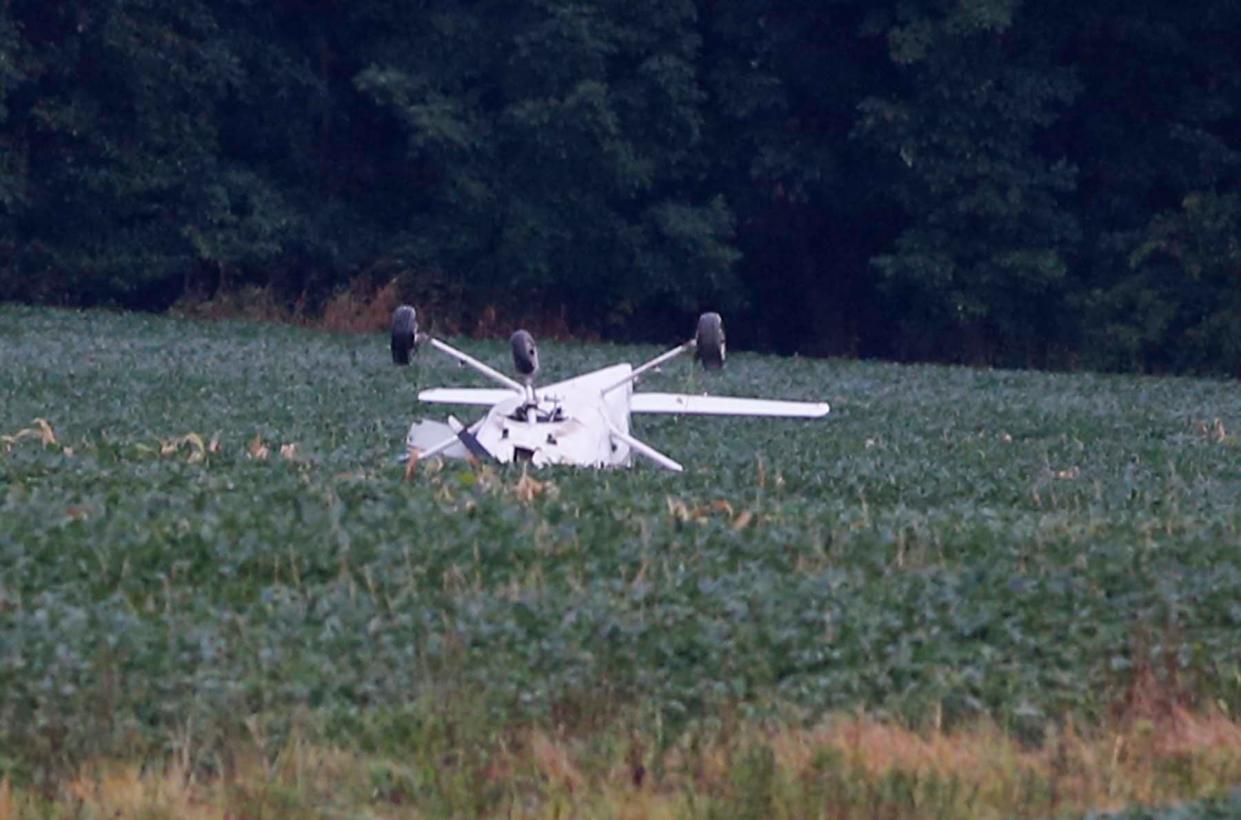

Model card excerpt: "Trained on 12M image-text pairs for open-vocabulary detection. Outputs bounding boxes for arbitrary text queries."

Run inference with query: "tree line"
[2,1,1239,373]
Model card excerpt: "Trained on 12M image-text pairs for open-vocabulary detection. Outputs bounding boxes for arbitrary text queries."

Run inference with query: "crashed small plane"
[391,307,829,472]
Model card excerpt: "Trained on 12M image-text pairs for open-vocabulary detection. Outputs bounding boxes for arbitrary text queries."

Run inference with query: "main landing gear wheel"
[511,329,539,380]
[391,305,418,365]
[694,312,725,370]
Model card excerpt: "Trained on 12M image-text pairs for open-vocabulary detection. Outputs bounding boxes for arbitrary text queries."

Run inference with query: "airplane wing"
[418,388,519,406]
[630,393,829,418]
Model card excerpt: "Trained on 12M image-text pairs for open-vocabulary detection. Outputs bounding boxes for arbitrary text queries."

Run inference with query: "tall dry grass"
[3,708,1239,818]
[172,274,588,340]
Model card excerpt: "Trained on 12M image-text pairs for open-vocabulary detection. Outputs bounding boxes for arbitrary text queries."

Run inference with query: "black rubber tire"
[694,312,726,370]
[511,329,539,379]
[391,305,418,365]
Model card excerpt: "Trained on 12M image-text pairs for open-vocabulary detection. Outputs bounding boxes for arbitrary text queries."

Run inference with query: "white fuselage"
[406,364,636,468]
[476,364,633,467]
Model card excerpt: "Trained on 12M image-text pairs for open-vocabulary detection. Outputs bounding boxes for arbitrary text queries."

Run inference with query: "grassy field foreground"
[2,305,1241,816]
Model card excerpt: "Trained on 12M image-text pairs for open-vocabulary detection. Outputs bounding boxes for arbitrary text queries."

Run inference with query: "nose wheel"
[511,329,539,380]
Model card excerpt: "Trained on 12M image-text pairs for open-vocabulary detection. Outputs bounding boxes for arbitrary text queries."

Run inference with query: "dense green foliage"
[3,306,1240,785]
[1,2,1239,371]
[1097,790,1241,820]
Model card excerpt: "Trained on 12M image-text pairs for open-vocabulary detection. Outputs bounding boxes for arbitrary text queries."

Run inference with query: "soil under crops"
[3,304,1241,782]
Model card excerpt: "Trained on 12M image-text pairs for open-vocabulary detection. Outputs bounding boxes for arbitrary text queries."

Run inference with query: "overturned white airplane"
[391,307,829,472]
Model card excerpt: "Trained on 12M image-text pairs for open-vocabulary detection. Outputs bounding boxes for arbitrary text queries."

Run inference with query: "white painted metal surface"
[469,364,635,468]
[419,387,520,406]
[630,393,829,417]
[406,420,469,458]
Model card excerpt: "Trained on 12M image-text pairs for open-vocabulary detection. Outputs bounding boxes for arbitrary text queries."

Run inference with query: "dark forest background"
[2,1,1240,374]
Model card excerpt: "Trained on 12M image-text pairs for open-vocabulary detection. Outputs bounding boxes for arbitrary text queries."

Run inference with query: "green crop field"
[2,305,1241,817]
